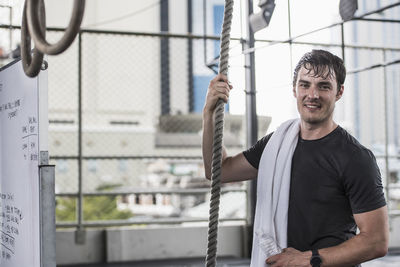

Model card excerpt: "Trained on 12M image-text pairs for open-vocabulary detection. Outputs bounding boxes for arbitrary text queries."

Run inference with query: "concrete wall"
[106,224,244,262]
[55,217,400,265]
[56,224,246,265]
[389,216,400,249]
[56,229,106,265]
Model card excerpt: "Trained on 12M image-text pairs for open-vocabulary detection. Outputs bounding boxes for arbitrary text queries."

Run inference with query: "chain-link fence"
[40,29,251,227]
[249,1,400,220]
[1,1,400,228]
[46,26,400,227]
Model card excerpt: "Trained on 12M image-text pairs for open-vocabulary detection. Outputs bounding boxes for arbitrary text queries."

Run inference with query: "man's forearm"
[317,231,387,266]
[202,110,228,180]
[202,111,214,179]
[269,227,388,267]
[202,74,232,180]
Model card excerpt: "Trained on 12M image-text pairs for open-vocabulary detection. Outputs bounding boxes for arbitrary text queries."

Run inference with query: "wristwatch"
[310,249,322,267]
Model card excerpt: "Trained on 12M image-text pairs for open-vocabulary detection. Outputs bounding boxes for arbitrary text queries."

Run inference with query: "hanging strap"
[205,0,234,266]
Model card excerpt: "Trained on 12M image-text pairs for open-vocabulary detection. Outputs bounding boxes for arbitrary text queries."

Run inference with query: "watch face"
[311,256,322,265]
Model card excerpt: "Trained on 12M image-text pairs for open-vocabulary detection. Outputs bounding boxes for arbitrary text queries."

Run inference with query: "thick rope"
[205,0,234,266]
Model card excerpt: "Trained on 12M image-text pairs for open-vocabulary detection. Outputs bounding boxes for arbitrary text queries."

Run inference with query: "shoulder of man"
[336,126,373,153]
[242,132,275,169]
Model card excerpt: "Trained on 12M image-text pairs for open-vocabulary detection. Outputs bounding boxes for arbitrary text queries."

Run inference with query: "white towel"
[250,118,300,267]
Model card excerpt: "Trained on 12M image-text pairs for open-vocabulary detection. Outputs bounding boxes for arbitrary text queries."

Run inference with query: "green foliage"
[56,183,133,222]
[56,197,76,222]
[82,195,132,221]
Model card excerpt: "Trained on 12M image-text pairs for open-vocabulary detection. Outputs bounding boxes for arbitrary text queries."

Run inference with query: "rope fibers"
[205,0,234,266]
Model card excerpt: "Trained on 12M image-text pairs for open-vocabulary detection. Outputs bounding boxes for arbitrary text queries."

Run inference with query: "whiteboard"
[0,59,48,267]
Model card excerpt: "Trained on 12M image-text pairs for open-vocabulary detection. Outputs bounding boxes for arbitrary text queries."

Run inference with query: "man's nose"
[307,86,319,99]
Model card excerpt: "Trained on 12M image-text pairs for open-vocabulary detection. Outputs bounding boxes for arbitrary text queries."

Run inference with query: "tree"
[56,183,133,222]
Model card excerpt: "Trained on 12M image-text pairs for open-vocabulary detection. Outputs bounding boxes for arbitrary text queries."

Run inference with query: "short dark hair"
[292,50,346,91]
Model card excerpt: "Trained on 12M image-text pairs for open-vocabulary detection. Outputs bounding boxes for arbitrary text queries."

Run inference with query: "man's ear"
[293,87,297,98]
[336,85,344,101]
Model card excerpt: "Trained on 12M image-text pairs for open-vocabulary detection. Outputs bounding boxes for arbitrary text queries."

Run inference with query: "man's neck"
[300,120,338,140]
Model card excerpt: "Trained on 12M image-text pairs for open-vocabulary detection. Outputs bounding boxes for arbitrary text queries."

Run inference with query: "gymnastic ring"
[27,0,85,55]
[20,0,46,77]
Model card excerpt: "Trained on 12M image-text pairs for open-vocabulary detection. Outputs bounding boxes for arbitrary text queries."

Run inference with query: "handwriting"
[0,194,22,261]
[21,116,38,161]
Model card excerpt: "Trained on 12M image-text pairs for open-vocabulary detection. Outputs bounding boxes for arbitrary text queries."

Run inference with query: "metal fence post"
[161,0,170,115]
[244,0,258,257]
[40,151,56,267]
[187,0,194,112]
[75,31,86,244]
[382,50,391,224]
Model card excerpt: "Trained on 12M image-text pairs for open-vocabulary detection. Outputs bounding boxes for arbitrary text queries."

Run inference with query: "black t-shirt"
[243,126,386,253]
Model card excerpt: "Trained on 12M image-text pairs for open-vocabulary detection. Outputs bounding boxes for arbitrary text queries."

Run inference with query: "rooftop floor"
[60,257,249,267]
[60,254,400,267]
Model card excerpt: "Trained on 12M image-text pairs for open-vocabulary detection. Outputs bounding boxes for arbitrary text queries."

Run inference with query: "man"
[202,50,389,266]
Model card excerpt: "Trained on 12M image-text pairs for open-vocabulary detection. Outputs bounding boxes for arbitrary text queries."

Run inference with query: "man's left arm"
[266,205,389,267]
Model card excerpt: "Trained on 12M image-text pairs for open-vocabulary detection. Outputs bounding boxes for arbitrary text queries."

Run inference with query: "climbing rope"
[205,0,234,266]
[20,0,85,77]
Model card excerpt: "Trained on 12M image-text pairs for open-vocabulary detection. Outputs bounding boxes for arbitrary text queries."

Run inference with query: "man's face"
[293,66,343,126]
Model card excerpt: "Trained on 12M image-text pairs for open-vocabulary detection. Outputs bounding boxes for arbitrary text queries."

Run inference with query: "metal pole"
[287,0,293,72]
[341,23,345,63]
[9,6,12,52]
[75,31,85,244]
[244,0,258,257]
[39,151,56,267]
[382,50,391,214]
[187,0,194,112]
[203,0,208,68]
[160,0,170,115]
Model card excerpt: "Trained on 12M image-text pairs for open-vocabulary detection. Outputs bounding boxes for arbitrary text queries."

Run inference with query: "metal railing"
[55,186,248,228]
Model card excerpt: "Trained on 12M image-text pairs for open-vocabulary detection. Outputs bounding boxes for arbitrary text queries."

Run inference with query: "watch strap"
[310,249,322,267]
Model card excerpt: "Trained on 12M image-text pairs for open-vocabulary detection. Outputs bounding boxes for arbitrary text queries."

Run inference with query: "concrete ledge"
[55,219,399,266]
[106,224,245,262]
[389,216,400,248]
[56,229,105,265]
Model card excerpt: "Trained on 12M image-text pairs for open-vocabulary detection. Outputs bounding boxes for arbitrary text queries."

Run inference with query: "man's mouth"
[304,103,321,110]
